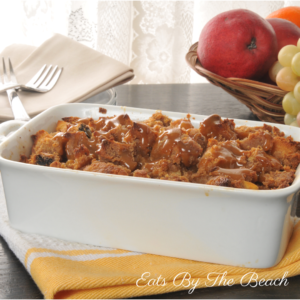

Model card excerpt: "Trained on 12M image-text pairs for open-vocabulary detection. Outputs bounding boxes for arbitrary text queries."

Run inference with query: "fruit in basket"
[284,113,297,125]
[272,41,300,92]
[197,9,277,80]
[266,18,300,55]
[294,81,300,102]
[274,39,300,126]
[278,45,300,67]
[266,6,300,28]
[269,61,284,82]
[276,67,300,91]
[292,53,300,76]
[297,112,300,126]
[282,92,300,115]
[290,120,299,127]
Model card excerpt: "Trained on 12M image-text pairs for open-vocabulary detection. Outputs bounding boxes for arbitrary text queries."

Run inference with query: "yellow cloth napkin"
[0,175,299,299]
[0,33,134,121]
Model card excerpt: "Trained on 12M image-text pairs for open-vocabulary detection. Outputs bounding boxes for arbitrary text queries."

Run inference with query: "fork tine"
[43,68,63,91]
[2,58,9,83]
[8,58,17,83]
[33,65,52,88]
[26,64,47,87]
[38,65,58,88]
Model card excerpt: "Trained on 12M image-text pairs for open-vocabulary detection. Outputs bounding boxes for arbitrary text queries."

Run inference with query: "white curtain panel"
[0,0,299,84]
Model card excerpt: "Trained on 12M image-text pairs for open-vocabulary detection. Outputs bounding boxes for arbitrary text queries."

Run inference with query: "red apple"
[266,18,300,56]
[197,9,278,80]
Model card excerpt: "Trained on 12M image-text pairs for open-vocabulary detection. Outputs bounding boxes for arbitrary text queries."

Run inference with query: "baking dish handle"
[0,120,27,144]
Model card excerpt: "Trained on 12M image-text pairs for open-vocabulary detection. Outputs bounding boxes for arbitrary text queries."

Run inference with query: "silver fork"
[0,62,63,93]
[0,59,63,143]
[2,58,30,121]
[20,64,63,92]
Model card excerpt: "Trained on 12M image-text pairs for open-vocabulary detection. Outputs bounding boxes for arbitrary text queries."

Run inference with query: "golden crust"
[239,130,273,151]
[31,130,66,158]
[96,138,137,171]
[28,152,60,166]
[268,136,300,169]
[142,111,172,128]
[199,115,237,141]
[22,113,300,190]
[260,168,296,190]
[83,160,131,176]
[235,124,284,140]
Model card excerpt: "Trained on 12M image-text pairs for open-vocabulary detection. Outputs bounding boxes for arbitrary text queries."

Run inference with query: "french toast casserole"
[20,112,300,190]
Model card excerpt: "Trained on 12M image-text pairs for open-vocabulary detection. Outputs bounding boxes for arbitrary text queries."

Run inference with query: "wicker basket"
[186,42,288,124]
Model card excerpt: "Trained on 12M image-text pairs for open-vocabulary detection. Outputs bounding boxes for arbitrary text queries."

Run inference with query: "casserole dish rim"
[0,102,299,197]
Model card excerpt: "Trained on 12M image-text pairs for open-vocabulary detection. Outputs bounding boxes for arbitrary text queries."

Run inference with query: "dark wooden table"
[0,83,299,299]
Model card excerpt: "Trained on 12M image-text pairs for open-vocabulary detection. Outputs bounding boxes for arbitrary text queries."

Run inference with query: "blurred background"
[1,0,299,84]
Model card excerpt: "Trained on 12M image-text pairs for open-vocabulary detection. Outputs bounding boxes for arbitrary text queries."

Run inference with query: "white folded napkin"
[0,33,134,121]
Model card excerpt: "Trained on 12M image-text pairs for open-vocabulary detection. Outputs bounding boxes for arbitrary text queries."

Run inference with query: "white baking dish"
[0,103,299,268]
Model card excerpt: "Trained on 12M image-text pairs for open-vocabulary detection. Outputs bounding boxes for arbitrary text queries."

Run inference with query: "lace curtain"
[0,1,299,84]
